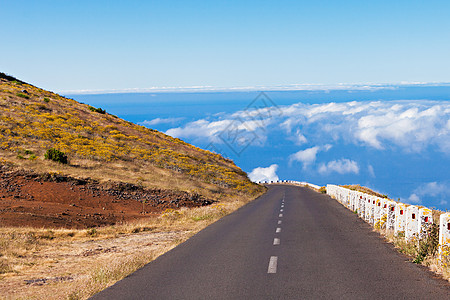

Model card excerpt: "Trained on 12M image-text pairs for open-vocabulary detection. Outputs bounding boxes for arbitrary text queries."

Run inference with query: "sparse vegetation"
[413,223,439,264]
[379,223,447,281]
[342,184,388,198]
[319,186,326,194]
[88,106,106,114]
[16,92,30,99]
[0,75,262,198]
[45,148,68,164]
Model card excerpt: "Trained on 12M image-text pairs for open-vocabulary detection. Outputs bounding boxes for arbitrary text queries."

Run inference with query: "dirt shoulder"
[0,164,213,229]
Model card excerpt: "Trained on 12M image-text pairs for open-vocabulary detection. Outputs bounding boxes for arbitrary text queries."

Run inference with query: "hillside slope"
[0,72,264,227]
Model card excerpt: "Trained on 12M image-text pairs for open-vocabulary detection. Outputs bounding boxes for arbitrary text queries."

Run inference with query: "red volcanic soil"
[0,165,213,229]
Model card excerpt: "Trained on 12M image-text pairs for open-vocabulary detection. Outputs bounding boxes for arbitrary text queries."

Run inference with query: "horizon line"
[61,81,450,95]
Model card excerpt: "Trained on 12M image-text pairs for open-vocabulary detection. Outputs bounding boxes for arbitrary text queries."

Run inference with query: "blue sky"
[2,1,449,209]
[1,1,450,92]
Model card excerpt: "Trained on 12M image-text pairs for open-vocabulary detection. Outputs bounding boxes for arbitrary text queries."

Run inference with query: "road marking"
[281,205,284,208]
[276,227,281,233]
[278,220,282,224]
[267,256,278,273]
[280,209,283,212]
[279,213,283,217]
[273,238,280,245]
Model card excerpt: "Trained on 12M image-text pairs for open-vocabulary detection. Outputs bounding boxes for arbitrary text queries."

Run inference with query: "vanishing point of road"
[92,185,449,299]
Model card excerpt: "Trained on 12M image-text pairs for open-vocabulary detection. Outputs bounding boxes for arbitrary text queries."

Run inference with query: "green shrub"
[16,93,30,99]
[88,106,106,114]
[319,186,327,194]
[414,223,439,264]
[87,228,97,237]
[43,97,50,103]
[44,148,68,164]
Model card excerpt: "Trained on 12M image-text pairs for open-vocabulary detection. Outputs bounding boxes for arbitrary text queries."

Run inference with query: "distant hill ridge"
[0,72,263,200]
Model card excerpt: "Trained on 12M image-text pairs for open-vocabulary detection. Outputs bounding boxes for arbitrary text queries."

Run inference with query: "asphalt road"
[92,185,449,299]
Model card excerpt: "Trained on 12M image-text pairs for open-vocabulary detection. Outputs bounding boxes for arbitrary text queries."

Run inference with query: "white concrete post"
[366,196,375,225]
[386,201,396,231]
[359,194,366,219]
[394,203,407,235]
[346,190,351,209]
[348,190,354,211]
[418,208,433,240]
[405,205,419,241]
[439,213,450,259]
[374,198,382,228]
[379,198,388,229]
[364,196,370,223]
[351,191,357,212]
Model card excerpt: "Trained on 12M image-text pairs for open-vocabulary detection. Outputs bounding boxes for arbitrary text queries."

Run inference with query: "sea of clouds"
[165,100,450,209]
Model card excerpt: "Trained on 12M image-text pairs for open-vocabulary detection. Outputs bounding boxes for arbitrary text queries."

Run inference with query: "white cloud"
[277,101,450,154]
[294,129,308,145]
[368,165,375,178]
[318,159,360,175]
[140,117,184,126]
[408,193,421,204]
[248,164,279,182]
[289,144,332,167]
[166,119,233,140]
[62,82,420,95]
[412,181,447,197]
[406,181,450,206]
[166,100,450,155]
[289,146,320,166]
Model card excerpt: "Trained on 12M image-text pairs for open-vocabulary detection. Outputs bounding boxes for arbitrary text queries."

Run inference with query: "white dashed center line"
[280,209,283,212]
[267,256,278,273]
[276,227,281,233]
[273,238,280,245]
[278,220,282,224]
[279,213,283,217]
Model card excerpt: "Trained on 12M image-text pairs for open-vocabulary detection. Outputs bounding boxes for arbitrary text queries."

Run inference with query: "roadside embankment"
[327,184,449,281]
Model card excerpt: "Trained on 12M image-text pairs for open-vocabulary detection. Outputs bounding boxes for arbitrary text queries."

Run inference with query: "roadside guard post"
[439,213,450,261]
[405,206,419,241]
[418,208,433,240]
[394,203,407,235]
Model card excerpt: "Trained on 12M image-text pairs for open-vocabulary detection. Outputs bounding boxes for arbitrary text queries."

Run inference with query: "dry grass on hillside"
[0,193,263,299]
[341,184,389,198]
[0,74,262,200]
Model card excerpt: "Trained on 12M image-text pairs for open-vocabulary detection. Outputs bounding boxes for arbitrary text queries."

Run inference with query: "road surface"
[92,185,449,299]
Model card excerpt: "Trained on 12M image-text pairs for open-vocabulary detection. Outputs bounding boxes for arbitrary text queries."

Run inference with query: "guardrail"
[326,184,450,261]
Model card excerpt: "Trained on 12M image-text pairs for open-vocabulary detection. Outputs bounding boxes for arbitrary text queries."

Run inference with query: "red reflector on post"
[424,217,429,223]
[400,210,403,215]
[412,213,415,219]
